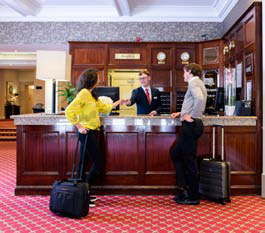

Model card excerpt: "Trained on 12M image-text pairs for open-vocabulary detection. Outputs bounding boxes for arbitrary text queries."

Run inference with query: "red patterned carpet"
[0,142,264,232]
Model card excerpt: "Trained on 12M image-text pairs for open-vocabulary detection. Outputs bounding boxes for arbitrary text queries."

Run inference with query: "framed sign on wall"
[203,47,219,65]
[6,81,14,102]
[245,53,254,76]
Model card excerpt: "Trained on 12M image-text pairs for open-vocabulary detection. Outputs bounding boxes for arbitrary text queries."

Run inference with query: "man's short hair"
[184,63,202,77]
[139,70,150,77]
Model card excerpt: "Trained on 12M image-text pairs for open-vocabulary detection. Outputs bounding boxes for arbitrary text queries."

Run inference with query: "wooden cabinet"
[5,105,20,119]
[222,2,262,193]
[69,42,199,114]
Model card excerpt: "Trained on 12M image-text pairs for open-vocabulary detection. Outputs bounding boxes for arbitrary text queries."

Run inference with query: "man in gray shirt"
[171,63,207,205]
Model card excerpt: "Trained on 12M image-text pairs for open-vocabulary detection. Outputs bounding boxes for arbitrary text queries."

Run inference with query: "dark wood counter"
[13,114,260,195]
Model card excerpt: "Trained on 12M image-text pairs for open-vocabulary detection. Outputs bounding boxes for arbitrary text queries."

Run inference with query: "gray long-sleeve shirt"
[180,77,207,120]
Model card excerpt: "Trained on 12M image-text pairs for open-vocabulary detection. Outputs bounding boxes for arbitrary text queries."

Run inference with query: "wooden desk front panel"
[15,124,259,195]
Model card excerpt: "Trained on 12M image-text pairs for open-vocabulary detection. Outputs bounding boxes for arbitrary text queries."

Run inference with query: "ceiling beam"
[112,0,131,16]
[0,0,42,16]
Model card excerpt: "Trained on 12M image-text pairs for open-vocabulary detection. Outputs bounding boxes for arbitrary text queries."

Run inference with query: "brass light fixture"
[229,40,235,50]
[223,46,229,55]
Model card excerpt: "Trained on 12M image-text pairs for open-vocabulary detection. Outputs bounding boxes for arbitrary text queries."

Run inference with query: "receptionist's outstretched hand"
[124,99,131,105]
[171,112,181,118]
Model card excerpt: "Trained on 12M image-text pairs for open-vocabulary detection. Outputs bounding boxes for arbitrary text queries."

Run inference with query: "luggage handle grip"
[210,124,224,128]
[212,125,224,161]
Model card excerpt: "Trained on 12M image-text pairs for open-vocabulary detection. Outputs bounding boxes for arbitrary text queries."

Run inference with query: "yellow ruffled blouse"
[65,88,112,130]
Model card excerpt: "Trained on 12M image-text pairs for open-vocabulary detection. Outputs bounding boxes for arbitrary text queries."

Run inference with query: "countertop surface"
[12,113,258,126]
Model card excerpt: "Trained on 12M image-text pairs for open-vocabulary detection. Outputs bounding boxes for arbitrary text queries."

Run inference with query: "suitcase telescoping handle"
[211,124,224,161]
[71,133,89,180]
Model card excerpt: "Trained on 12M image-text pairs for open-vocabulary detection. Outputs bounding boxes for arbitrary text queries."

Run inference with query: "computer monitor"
[94,86,120,110]
[215,87,224,113]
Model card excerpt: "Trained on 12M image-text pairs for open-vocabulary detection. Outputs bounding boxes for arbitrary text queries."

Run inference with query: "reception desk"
[13,114,260,195]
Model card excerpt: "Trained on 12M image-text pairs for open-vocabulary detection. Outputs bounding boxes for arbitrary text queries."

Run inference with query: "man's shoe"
[176,198,200,205]
[89,200,96,207]
[173,190,188,202]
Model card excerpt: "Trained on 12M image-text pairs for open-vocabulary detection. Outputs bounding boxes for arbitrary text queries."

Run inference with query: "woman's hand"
[78,128,88,134]
[112,99,126,108]
[75,123,88,134]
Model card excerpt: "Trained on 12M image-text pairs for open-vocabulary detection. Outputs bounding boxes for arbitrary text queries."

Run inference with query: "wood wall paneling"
[175,70,186,87]
[73,48,105,65]
[236,25,244,55]
[244,14,255,47]
[151,69,172,88]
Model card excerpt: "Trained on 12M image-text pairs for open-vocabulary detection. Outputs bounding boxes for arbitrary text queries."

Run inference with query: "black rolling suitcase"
[50,134,90,218]
[199,125,231,205]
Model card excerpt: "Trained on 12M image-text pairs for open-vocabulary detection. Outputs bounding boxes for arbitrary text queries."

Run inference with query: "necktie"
[145,88,151,105]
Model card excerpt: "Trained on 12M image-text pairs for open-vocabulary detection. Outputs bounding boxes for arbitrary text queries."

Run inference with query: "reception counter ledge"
[13,113,257,126]
[12,114,260,195]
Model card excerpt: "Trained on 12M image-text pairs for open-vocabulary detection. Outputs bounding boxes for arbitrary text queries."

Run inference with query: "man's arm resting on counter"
[171,112,181,118]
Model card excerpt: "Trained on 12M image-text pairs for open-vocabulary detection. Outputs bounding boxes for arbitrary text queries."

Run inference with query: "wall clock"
[180,52,190,63]
[157,52,166,64]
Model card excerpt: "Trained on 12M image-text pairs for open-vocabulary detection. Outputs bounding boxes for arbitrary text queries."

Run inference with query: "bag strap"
[71,133,89,179]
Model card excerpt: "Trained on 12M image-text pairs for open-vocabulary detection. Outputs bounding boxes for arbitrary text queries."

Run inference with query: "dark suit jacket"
[129,87,162,114]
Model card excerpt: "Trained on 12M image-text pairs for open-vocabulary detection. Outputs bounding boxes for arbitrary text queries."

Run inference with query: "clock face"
[181,52,190,61]
[157,52,166,61]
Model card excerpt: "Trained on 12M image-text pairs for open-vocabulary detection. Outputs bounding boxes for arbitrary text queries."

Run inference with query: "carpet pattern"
[0,142,265,232]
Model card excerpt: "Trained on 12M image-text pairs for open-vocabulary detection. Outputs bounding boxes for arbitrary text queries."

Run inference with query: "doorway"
[108,69,144,115]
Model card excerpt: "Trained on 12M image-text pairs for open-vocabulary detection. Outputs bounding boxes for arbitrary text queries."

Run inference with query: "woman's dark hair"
[76,68,98,100]
[184,63,202,77]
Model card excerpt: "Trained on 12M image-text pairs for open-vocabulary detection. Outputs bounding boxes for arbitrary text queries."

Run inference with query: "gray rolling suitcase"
[50,134,90,218]
[199,125,231,205]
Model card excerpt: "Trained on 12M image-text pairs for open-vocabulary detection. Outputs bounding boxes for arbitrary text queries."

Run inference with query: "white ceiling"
[0,0,239,22]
